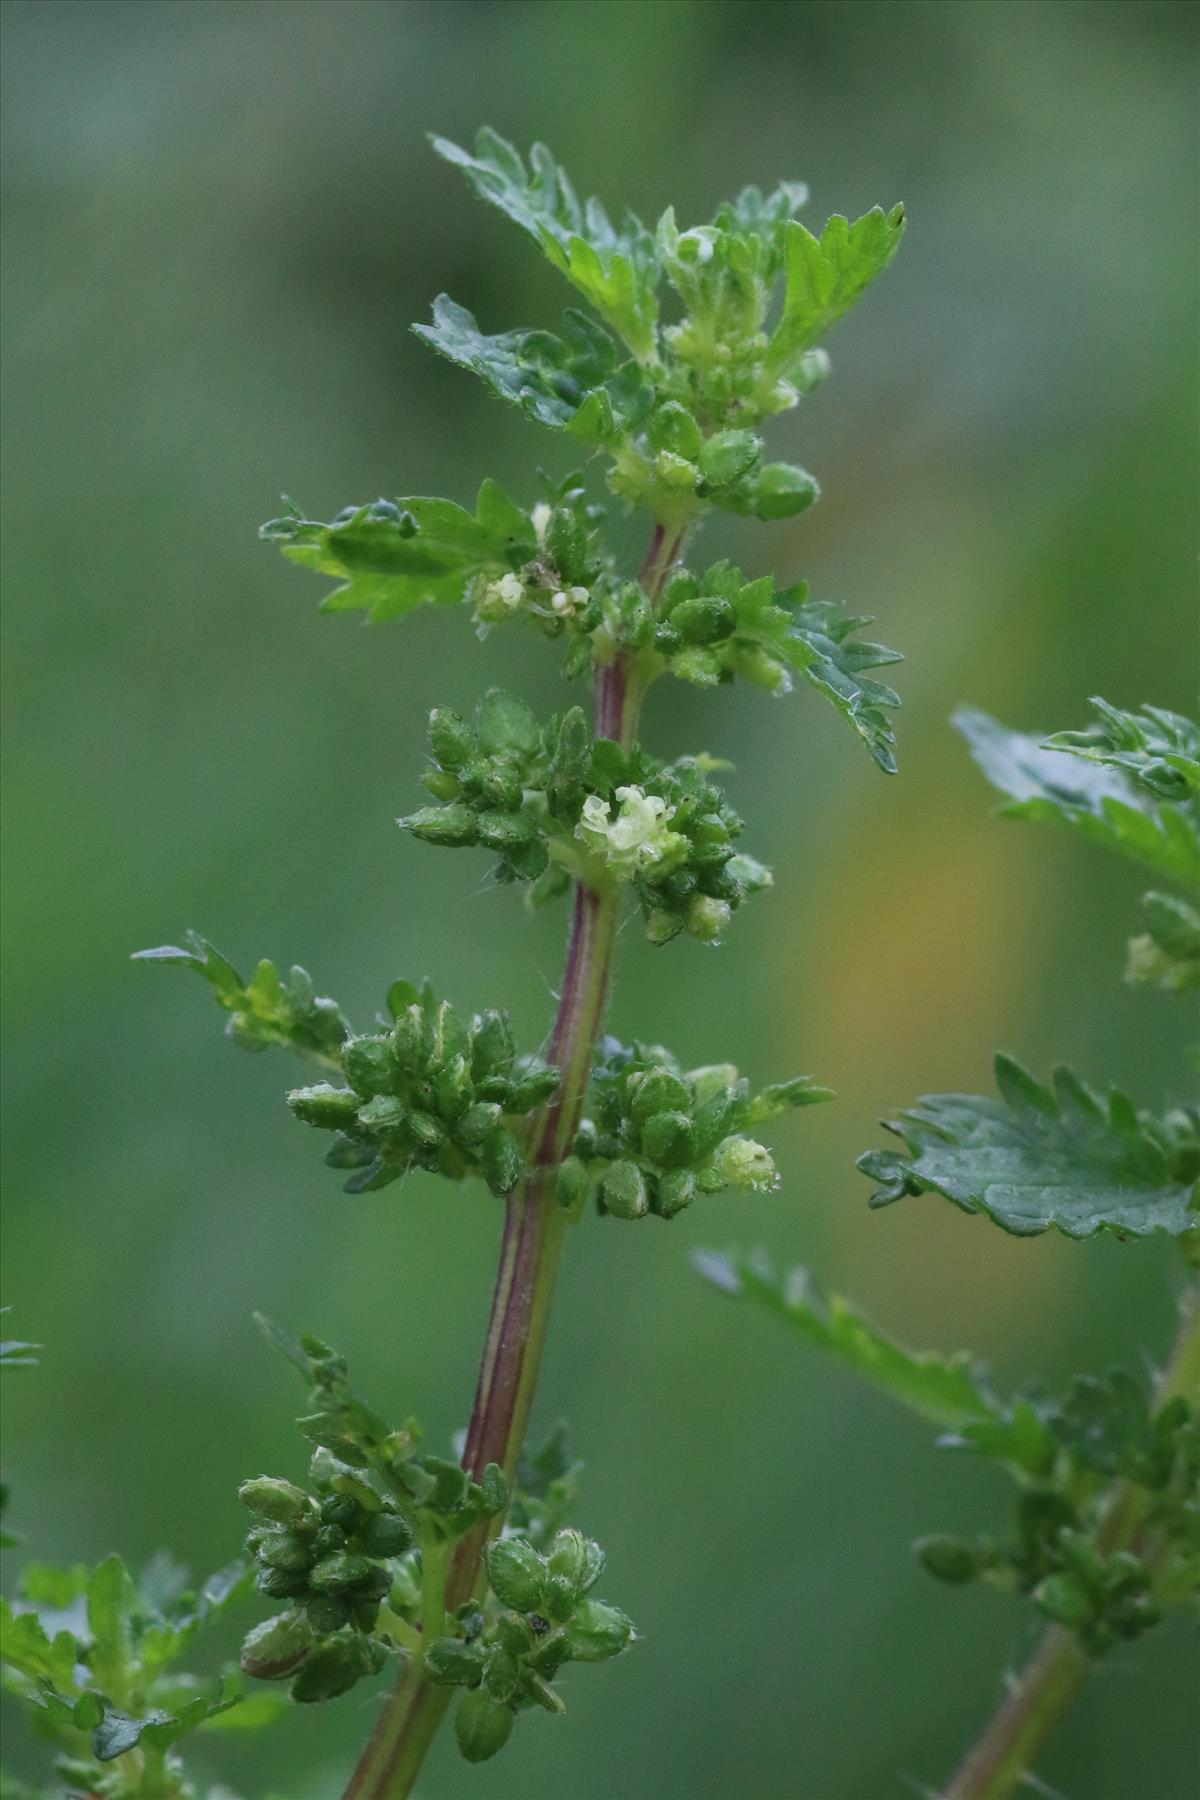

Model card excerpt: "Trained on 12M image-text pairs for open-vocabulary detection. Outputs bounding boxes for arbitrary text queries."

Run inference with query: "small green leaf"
[859,1055,1199,1240]
[783,597,903,773]
[134,933,349,1065]
[766,205,905,375]
[86,1554,136,1696]
[414,297,652,442]
[1043,699,1200,802]
[262,487,535,623]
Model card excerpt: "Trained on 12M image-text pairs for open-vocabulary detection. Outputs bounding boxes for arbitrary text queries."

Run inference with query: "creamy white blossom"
[576,785,687,881]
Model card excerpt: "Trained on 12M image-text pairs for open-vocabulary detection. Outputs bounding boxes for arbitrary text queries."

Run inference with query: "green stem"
[943,1281,1199,1800]
[340,526,681,1800]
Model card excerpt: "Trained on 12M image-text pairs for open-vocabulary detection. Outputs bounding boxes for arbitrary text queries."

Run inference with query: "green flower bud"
[290,1633,385,1704]
[1033,1572,1094,1628]
[547,1528,605,1598]
[562,1598,635,1663]
[507,1062,561,1111]
[454,1101,502,1148]
[915,1536,980,1585]
[480,1647,516,1704]
[357,1094,406,1133]
[240,1609,315,1680]
[698,429,760,489]
[640,1110,695,1168]
[455,1687,514,1764]
[647,400,703,461]
[357,1510,413,1558]
[471,1009,515,1080]
[255,1564,308,1599]
[629,1067,691,1124]
[420,768,460,802]
[428,706,473,770]
[483,1126,523,1197]
[495,1611,535,1657]
[287,1085,361,1130]
[342,1036,395,1098]
[308,1552,373,1593]
[685,894,732,941]
[654,1167,696,1218]
[420,1455,472,1513]
[238,1476,314,1525]
[486,1537,546,1613]
[407,1109,443,1149]
[312,1523,346,1557]
[256,1529,313,1573]
[644,905,685,946]
[305,1592,352,1634]
[749,462,819,519]
[424,1636,485,1688]
[476,809,540,854]
[481,1462,508,1513]
[601,1159,648,1220]
[403,803,478,848]
[433,1054,473,1122]
[710,1134,778,1192]
[555,1155,590,1212]
[654,449,699,491]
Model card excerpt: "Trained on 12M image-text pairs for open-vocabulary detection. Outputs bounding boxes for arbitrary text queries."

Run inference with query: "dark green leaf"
[859,1054,1199,1240]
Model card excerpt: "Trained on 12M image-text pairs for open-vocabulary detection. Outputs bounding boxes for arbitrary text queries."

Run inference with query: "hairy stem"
[943,1281,1199,1800]
[341,528,680,1800]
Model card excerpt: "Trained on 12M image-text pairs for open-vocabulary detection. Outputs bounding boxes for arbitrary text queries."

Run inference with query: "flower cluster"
[287,980,559,1198]
[558,1038,833,1220]
[425,1528,635,1765]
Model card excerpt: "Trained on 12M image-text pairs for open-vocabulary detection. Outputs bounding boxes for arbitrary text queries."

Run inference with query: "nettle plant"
[1,131,906,1799]
[703,698,1200,1796]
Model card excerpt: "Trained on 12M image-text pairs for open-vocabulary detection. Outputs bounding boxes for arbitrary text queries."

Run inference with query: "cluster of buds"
[401,696,772,944]
[423,1528,635,1765]
[401,688,590,886]
[238,1468,402,1701]
[917,1371,1198,1655]
[239,1322,511,1702]
[287,979,558,1198]
[557,1038,832,1220]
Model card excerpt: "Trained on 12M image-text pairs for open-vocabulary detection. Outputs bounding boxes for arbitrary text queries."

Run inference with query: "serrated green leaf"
[86,1555,136,1696]
[0,1598,79,1691]
[766,205,905,375]
[134,934,349,1065]
[414,297,652,445]
[1043,698,1200,801]
[260,485,535,623]
[783,596,903,772]
[431,129,660,359]
[859,1054,1199,1240]
[954,706,1200,888]
[694,1249,993,1429]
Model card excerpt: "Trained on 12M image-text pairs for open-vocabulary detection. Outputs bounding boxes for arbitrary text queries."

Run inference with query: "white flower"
[576,785,686,881]
[473,570,525,626]
[530,501,552,544]
[550,585,589,617]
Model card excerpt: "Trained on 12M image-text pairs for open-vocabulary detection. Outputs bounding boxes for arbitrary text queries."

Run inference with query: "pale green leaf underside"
[694,1248,991,1429]
[767,206,906,373]
[859,1054,1198,1240]
[954,706,1200,889]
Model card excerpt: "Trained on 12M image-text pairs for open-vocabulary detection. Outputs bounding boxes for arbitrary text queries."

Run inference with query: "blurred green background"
[3,2,1197,1796]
